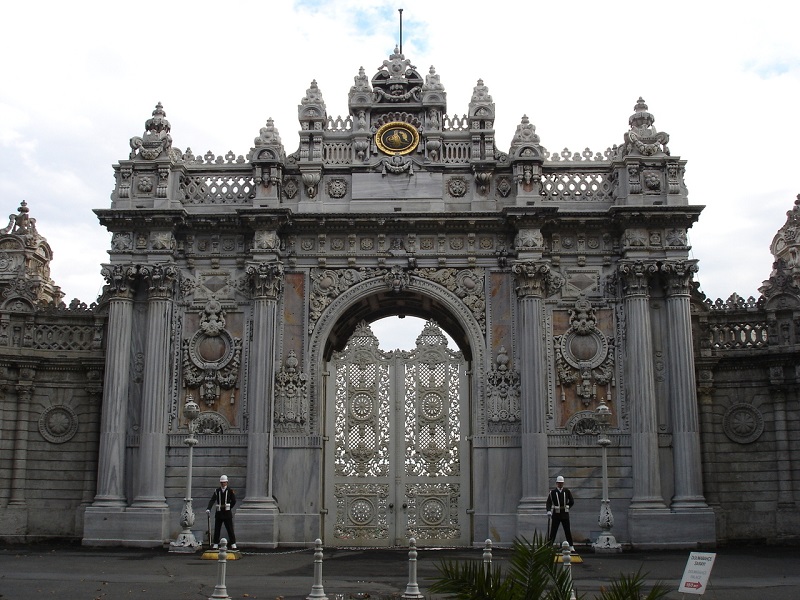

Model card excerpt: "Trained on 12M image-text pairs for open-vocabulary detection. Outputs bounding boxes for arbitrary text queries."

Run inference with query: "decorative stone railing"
[706,321,769,349]
[179,170,256,204]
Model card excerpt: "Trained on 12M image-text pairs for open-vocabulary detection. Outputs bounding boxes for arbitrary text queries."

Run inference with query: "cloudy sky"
[1,0,798,346]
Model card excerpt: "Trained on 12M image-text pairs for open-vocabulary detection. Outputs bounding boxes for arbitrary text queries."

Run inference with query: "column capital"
[246,260,284,299]
[139,263,179,299]
[617,260,659,297]
[511,260,563,298]
[661,260,698,297]
[101,263,138,299]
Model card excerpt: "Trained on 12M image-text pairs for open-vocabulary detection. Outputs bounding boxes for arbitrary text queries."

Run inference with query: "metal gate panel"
[324,321,469,547]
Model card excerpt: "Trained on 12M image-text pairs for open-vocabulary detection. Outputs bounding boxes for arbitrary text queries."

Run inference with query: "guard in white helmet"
[546,475,575,549]
[206,475,237,549]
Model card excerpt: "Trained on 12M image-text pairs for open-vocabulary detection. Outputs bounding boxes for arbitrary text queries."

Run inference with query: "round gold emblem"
[375,122,419,155]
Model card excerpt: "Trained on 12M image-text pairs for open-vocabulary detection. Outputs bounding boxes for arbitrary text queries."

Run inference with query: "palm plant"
[429,533,669,600]
[594,568,668,600]
[429,533,576,600]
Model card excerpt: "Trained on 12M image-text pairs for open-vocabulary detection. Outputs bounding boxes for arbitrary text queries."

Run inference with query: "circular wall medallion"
[559,330,608,369]
[187,330,235,370]
[375,122,419,155]
[39,405,78,444]
[723,403,764,444]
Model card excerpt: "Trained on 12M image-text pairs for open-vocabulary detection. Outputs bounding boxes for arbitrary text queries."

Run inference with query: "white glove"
[206,509,210,514]
[547,511,552,517]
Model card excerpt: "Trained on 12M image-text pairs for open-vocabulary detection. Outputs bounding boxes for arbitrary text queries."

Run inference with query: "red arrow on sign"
[683,582,703,590]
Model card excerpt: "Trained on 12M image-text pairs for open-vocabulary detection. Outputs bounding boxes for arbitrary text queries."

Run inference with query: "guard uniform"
[207,478,237,548]
[546,478,575,547]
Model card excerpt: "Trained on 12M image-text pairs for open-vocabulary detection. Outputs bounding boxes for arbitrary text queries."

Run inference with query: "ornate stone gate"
[324,320,469,547]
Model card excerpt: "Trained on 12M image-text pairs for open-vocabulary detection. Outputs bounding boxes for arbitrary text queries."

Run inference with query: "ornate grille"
[328,320,467,546]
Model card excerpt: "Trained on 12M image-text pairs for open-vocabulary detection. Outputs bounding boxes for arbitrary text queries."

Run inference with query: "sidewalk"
[1,542,799,599]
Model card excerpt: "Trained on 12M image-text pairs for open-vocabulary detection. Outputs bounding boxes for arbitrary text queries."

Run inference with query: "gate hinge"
[320,508,329,515]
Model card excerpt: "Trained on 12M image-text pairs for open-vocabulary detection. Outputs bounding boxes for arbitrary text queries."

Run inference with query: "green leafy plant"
[429,533,576,600]
[429,533,668,600]
[594,568,668,600]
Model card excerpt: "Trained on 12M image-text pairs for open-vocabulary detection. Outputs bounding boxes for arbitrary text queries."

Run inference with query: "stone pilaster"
[511,261,561,530]
[91,265,136,507]
[132,264,177,510]
[8,379,35,507]
[237,260,284,548]
[770,382,796,509]
[618,261,666,510]
[662,261,708,508]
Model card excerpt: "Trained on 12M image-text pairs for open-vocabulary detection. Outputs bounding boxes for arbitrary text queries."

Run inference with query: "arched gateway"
[83,47,716,549]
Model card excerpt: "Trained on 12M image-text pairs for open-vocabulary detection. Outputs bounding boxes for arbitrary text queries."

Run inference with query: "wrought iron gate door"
[324,321,469,547]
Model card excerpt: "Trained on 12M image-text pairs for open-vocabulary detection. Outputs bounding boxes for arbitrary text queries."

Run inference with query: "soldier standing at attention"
[206,474,237,550]
[546,475,575,550]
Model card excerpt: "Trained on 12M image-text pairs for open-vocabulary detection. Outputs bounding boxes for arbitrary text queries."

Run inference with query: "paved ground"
[1,542,799,599]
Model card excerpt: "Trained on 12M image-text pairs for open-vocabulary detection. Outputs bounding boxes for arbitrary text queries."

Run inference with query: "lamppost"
[170,395,201,553]
[592,399,621,552]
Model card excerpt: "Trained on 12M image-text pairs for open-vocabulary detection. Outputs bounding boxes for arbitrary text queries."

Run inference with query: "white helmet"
[219,475,228,483]
[556,476,564,483]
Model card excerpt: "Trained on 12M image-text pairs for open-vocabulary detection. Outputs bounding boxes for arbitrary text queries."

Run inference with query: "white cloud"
[0,0,797,308]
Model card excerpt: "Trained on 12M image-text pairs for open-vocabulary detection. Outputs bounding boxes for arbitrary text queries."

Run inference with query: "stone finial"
[350,66,371,93]
[129,102,174,160]
[301,80,326,108]
[0,201,64,306]
[253,118,282,147]
[423,66,444,91]
[620,97,670,157]
[471,79,493,104]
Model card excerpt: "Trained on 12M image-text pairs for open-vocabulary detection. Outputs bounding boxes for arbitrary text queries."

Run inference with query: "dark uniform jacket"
[545,487,574,514]
[207,487,236,514]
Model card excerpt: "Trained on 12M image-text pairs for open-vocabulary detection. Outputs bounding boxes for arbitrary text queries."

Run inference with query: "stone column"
[237,260,283,547]
[770,382,795,508]
[618,261,665,509]
[511,261,562,523]
[7,374,34,539]
[662,261,708,508]
[91,265,136,507]
[131,264,177,510]
[8,379,35,507]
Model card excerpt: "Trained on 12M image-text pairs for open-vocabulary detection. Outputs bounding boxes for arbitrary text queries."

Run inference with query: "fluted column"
[619,261,665,509]
[241,261,283,509]
[92,265,136,506]
[662,261,708,508]
[132,264,177,507]
[511,261,562,511]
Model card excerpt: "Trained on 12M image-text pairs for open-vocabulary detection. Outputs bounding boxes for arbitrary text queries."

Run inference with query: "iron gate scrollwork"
[325,320,469,546]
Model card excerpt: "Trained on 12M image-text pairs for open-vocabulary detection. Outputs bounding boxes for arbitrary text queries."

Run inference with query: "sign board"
[678,552,716,595]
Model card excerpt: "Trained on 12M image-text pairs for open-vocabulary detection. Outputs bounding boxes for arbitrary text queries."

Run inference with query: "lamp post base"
[592,533,622,553]
[169,529,201,553]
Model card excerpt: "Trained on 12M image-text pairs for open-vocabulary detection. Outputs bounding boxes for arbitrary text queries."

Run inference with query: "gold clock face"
[375,122,419,155]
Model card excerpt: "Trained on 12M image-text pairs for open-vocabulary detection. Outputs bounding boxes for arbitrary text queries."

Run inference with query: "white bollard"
[306,538,328,600]
[561,541,577,600]
[208,538,232,600]
[402,537,424,599]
